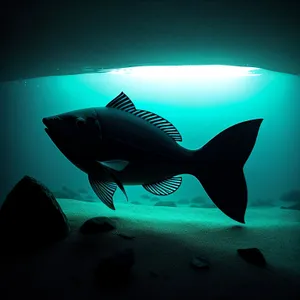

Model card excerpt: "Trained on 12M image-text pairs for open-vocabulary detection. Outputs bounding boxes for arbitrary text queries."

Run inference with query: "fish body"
[43,92,263,223]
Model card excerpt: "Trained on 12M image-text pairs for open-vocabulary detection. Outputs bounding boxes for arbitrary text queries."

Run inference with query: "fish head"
[42,108,103,163]
[42,108,102,142]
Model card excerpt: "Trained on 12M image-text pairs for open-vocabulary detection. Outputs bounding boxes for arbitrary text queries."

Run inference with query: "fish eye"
[76,117,86,128]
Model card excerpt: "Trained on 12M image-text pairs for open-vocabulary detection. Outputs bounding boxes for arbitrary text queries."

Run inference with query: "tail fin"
[192,119,263,224]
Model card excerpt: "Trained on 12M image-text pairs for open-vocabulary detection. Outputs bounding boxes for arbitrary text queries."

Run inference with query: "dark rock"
[237,248,267,267]
[80,217,116,234]
[190,203,215,208]
[200,202,216,208]
[190,196,204,204]
[190,204,201,208]
[178,198,190,204]
[280,189,300,203]
[141,194,151,199]
[116,233,135,240]
[280,204,300,211]
[231,225,244,230]
[131,201,141,205]
[154,201,177,207]
[95,248,135,286]
[0,176,70,254]
[190,256,210,270]
[249,198,275,207]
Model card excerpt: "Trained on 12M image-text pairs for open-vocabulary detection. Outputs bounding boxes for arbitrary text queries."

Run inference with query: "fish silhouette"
[43,92,263,223]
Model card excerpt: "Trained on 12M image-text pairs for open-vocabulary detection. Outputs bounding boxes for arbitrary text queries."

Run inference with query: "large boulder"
[0,176,70,254]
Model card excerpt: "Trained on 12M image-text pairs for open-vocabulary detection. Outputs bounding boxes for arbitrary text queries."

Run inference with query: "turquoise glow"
[1,65,299,210]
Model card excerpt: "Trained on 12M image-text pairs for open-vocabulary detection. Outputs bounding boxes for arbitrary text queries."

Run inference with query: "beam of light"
[107,65,262,78]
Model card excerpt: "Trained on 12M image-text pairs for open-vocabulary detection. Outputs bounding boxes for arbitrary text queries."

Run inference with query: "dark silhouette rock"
[249,198,275,207]
[95,248,135,286]
[141,194,151,199]
[237,248,267,267]
[116,232,135,240]
[131,201,141,205]
[190,203,215,208]
[190,256,210,270]
[190,196,205,204]
[280,189,300,203]
[154,201,177,207]
[200,202,216,208]
[280,203,300,211]
[80,217,116,234]
[0,176,70,254]
[190,204,201,208]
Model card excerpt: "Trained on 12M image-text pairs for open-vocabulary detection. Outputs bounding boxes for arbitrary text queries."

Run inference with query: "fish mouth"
[42,117,55,134]
[42,117,49,132]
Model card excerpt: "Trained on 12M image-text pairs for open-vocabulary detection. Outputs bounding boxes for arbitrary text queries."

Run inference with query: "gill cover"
[76,111,102,140]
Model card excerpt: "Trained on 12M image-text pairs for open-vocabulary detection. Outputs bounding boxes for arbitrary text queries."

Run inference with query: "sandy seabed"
[1,199,300,300]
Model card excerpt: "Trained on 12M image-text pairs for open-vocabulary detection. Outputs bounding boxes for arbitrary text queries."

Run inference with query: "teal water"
[1,66,300,211]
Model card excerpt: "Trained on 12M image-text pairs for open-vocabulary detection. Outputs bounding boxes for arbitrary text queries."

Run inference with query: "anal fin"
[97,161,128,201]
[143,176,182,196]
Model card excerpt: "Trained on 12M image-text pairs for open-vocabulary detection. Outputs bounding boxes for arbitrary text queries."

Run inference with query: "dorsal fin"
[106,92,136,113]
[133,110,182,142]
[106,92,182,142]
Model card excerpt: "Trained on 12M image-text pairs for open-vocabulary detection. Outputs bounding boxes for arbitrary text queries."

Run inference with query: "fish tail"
[191,119,263,223]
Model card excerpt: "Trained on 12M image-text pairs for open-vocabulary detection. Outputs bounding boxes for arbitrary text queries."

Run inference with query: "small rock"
[141,194,151,200]
[190,196,204,204]
[189,204,201,208]
[237,248,267,267]
[190,256,210,270]
[116,233,135,240]
[154,201,177,207]
[131,201,141,205]
[95,248,135,286]
[250,198,275,207]
[280,189,300,203]
[0,176,70,254]
[80,217,116,234]
[280,204,300,211]
[200,202,216,208]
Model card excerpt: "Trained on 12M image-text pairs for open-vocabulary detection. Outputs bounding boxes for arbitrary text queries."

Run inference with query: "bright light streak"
[108,65,261,78]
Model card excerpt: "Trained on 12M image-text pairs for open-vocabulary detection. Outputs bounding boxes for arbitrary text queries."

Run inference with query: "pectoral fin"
[98,160,129,172]
[88,174,117,210]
